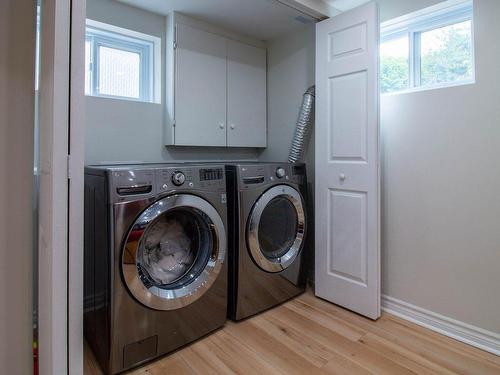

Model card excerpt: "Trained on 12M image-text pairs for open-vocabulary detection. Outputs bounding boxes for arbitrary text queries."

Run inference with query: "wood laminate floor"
[85,291,500,374]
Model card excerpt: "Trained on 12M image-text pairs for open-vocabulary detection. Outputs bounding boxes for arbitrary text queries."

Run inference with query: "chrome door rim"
[122,194,226,310]
[246,185,306,273]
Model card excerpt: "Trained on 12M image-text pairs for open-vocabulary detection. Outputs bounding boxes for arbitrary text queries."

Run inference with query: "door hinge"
[67,155,72,179]
[174,25,177,49]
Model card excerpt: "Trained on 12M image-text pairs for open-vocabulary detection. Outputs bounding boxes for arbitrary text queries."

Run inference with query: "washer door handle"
[209,223,219,261]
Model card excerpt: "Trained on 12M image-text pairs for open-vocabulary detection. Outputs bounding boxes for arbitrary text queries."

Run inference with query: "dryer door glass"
[122,194,226,310]
[258,197,298,259]
[247,185,306,273]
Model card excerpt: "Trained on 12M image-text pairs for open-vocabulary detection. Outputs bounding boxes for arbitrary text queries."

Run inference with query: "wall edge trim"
[382,294,500,356]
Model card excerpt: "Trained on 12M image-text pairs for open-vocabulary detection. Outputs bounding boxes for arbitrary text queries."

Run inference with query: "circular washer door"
[122,194,226,310]
[246,185,306,273]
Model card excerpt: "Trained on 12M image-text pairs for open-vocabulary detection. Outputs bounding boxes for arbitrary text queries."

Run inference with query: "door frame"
[68,0,86,374]
[38,0,85,374]
[38,0,70,373]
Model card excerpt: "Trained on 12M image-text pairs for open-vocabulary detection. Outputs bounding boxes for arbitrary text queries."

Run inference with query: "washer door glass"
[247,185,306,273]
[122,194,226,310]
[137,208,210,289]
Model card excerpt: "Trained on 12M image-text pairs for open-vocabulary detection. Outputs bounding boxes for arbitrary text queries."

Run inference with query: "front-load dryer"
[84,164,228,374]
[225,162,308,320]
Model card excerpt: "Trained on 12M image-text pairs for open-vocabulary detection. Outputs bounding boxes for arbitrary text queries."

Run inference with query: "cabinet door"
[227,40,267,147]
[175,23,227,146]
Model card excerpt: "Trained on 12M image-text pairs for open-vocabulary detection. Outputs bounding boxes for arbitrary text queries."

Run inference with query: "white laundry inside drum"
[141,219,195,285]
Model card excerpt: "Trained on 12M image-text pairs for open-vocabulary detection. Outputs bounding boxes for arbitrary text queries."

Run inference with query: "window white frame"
[381,0,474,94]
[85,19,161,103]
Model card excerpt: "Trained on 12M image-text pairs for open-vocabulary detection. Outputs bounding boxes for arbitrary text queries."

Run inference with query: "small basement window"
[85,20,161,103]
[380,0,474,94]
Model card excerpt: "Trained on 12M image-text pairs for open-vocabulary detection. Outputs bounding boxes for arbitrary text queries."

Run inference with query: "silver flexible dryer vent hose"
[288,85,315,163]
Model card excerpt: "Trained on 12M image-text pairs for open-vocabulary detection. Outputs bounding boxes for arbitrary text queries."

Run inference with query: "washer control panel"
[111,169,155,197]
[106,164,226,202]
[156,166,225,192]
[275,167,286,179]
[171,171,186,186]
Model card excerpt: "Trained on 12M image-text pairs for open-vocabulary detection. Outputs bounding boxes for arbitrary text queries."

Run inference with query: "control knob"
[172,172,186,186]
[276,167,286,178]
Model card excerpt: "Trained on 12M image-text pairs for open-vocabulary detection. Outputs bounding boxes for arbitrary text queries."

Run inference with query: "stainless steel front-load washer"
[225,162,308,320]
[84,164,228,374]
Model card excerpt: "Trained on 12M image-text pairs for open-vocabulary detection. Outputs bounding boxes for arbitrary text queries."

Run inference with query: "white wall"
[85,0,259,164]
[260,25,316,165]
[86,96,258,163]
[329,0,443,22]
[261,24,317,275]
[381,0,500,334]
[378,0,443,22]
[0,1,35,373]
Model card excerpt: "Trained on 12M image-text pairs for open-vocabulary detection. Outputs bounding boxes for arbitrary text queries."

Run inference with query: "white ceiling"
[117,0,318,40]
[327,0,370,12]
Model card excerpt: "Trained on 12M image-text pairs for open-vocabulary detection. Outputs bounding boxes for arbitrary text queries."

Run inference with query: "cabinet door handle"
[219,122,225,129]
[230,124,235,130]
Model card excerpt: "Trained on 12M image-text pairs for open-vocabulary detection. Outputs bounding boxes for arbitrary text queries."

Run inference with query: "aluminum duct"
[288,85,315,163]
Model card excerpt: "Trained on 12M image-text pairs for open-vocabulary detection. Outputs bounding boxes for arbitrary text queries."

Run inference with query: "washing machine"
[225,162,308,320]
[84,164,228,374]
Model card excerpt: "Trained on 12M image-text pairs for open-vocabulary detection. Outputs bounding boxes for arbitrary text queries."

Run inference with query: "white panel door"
[175,23,227,146]
[227,40,267,147]
[315,2,380,319]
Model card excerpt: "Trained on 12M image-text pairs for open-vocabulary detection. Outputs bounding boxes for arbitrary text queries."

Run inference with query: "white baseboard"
[382,295,500,356]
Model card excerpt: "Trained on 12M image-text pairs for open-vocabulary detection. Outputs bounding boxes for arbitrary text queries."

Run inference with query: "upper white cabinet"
[174,23,227,147]
[166,14,267,148]
[227,40,267,147]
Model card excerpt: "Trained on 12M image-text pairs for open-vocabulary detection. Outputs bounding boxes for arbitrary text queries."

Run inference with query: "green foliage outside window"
[380,22,473,94]
[420,23,473,86]
[380,55,408,93]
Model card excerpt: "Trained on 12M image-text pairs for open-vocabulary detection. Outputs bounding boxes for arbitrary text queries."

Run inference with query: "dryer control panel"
[238,163,305,190]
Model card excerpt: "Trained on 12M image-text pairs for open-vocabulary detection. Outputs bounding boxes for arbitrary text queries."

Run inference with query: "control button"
[188,182,194,187]
[162,183,168,190]
[276,167,286,178]
[172,172,186,186]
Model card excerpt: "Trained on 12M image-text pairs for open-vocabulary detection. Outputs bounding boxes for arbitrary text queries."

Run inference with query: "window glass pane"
[380,36,409,94]
[85,40,91,95]
[420,20,473,87]
[98,46,140,99]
